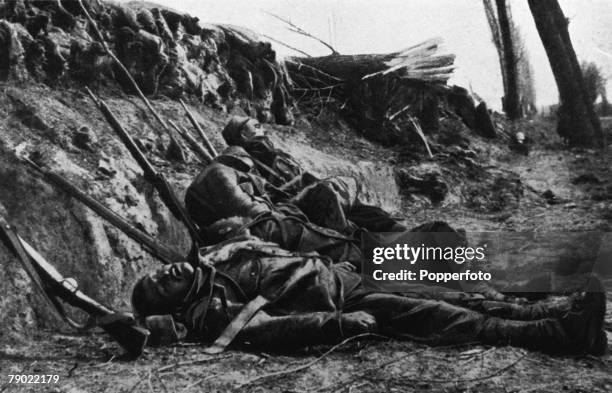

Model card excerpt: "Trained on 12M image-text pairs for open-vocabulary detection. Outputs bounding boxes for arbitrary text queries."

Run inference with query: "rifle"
[168,119,214,164]
[0,216,149,357]
[85,88,205,247]
[19,156,183,264]
[179,99,218,157]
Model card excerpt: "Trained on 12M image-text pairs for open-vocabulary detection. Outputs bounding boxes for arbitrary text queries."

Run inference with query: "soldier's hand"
[341,311,377,335]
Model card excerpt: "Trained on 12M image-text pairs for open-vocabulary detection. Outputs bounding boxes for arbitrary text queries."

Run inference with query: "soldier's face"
[241,119,264,140]
[141,262,195,313]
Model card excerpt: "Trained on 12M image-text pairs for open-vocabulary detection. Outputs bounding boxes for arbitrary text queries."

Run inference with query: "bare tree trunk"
[528,0,603,146]
[548,1,603,143]
[495,0,521,119]
[483,0,507,104]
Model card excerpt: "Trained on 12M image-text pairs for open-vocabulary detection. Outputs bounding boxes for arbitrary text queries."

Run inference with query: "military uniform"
[158,238,606,355]
[185,161,274,229]
[221,116,408,233]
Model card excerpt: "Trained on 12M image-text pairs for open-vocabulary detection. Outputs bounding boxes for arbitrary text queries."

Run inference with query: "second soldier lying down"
[131,237,607,355]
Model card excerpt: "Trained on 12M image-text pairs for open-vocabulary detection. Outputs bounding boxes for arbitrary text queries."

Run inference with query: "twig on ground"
[315,342,482,392]
[146,370,154,393]
[153,371,169,393]
[236,333,386,389]
[179,373,220,393]
[67,362,78,378]
[403,349,527,384]
[126,372,147,393]
[156,354,232,374]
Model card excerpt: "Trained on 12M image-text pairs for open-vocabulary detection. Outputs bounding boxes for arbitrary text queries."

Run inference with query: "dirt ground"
[1,117,612,393]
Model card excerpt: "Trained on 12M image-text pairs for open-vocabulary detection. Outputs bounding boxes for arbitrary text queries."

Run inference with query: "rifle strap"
[203,295,269,354]
[0,221,87,329]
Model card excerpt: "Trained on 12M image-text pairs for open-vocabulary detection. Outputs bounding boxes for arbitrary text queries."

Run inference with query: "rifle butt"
[99,315,150,358]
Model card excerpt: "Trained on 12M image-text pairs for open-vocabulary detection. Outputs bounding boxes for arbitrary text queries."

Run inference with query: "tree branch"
[262,34,312,57]
[264,11,339,55]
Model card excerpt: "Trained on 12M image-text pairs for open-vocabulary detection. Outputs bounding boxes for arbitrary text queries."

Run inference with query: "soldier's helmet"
[214,146,255,172]
[222,116,264,146]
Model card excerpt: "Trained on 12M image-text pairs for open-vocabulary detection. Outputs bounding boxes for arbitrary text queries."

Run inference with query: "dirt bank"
[1,1,612,392]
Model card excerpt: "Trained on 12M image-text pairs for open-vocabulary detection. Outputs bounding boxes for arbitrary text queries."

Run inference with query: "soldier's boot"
[557,275,607,355]
[478,277,606,355]
[466,275,605,322]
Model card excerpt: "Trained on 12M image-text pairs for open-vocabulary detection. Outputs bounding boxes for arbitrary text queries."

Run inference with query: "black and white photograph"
[0,0,611,392]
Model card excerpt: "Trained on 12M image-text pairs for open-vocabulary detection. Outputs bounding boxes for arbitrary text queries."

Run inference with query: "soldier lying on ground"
[221,116,408,233]
[184,145,497,290]
[184,143,361,235]
[222,116,306,189]
[184,146,463,274]
[131,237,607,355]
[184,146,364,262]
[184,144,557,300]
[184,145,304,230]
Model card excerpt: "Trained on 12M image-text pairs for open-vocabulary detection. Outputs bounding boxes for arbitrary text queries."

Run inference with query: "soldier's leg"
[447,295,574,320]
[450,274,604,320]
[478,279,607,355]
[347,203,408,232]
[291,177,359,233]
[388,283,590,322]
[345,293,486,344]
[344,288,606,354]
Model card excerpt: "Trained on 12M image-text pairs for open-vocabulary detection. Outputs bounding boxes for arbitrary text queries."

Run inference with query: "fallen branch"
[289,38,455,84]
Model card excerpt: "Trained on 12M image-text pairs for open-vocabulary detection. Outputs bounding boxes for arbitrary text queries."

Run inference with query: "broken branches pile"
[287,38,455,83]
[284,38,457,148]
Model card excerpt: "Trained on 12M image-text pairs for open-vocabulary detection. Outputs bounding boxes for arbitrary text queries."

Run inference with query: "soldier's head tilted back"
[131,262,196,318]
[222,116,264,146]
